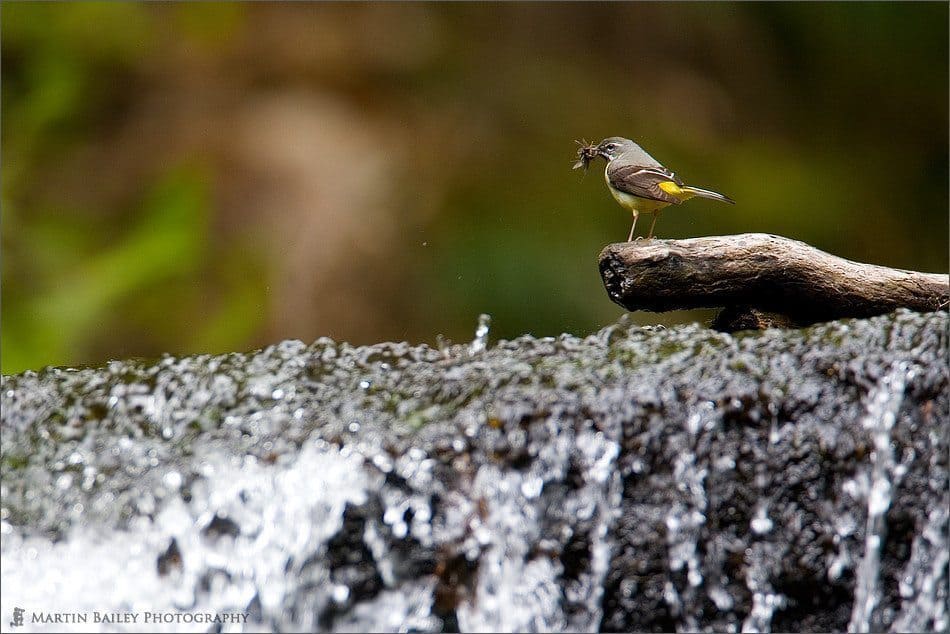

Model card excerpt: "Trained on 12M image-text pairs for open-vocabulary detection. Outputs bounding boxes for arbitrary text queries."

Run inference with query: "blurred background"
[2,3,947,374]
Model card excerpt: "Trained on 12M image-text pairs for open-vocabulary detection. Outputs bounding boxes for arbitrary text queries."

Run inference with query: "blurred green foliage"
[4,168,204,373]
[2,3,269,373]
[2,3,947,374]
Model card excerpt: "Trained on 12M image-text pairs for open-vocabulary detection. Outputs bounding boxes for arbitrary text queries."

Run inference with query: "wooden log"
[598,233,949,328]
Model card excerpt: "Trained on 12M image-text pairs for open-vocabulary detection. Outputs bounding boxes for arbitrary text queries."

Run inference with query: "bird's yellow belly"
[607,184,670,214]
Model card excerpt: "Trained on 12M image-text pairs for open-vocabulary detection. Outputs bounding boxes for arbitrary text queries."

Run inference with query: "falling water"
[741,544,786,634]
[848,362,914,634]
[663,405,709,632]
[1,310,947,633]
[892,506,949,633]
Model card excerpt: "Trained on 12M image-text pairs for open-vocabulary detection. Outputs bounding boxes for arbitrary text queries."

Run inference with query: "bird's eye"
[605,144,616,151]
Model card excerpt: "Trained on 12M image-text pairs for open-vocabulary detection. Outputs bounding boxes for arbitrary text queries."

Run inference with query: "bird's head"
[594,137,637,162]
[574,136,639,171]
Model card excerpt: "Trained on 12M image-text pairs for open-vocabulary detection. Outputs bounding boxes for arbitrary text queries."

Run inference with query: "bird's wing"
[607,164,685,205]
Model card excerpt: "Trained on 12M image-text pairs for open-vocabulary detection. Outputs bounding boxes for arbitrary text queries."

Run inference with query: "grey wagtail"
[574,137,734,241]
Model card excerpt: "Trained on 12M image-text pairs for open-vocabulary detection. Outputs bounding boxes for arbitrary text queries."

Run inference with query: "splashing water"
[742,545,787,634]
[1,310,946,633]
[892,506,949,633]
[469,313,492,355]
[1,440,373,633]
[750,504,774,536]
[663,405,711,631]
[848,362,914,634]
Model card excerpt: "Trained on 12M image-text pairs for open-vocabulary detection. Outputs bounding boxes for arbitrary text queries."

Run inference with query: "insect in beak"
[572,139,598,171]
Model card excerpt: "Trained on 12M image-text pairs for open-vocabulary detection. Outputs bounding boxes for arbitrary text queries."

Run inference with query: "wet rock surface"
[2,309,947,633]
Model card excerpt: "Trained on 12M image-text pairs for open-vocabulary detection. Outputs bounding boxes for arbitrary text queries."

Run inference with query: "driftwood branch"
[599,233,949,329]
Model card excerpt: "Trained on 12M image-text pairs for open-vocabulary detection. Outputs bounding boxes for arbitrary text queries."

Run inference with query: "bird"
[574,137,734,241]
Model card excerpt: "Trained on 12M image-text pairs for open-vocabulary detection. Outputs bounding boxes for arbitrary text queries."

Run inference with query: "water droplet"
[714,456,735,471]
[163,471,183,490]
[474,526,492,545]
[620,579,637,598]
[688,568,703,587]
[332,585,350,603]
[751,506,773,535]
[469,314,492,354]
[868,478,892,516]
[372,454,393,473]
[709,586,734,610]
[520,477,543,499]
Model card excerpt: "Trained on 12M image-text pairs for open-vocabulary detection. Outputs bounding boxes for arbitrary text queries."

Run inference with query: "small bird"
[574,137,734,241]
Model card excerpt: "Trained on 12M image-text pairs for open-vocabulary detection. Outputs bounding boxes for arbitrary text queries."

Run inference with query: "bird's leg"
[647,211,660,239]
[627,211,639,242]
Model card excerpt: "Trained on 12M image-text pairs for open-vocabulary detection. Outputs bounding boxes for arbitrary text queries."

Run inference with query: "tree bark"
[599,233,949,328]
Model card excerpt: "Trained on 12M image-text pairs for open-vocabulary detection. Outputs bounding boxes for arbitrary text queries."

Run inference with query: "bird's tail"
[681,186,735,205]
